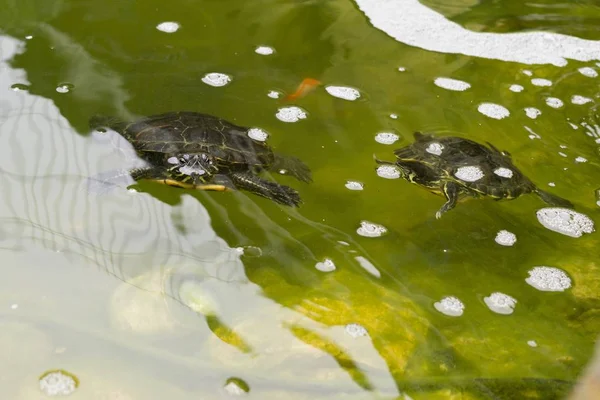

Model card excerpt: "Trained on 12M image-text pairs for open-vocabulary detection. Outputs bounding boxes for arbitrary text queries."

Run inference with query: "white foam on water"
[478,103,510,119]
[267,90,280,99]
[201,72,231,87]
[545,97,564,108]
[455,166,484,182]
[357,221,388,237]
[345,180,364,190]
[537,207,595,238]
[434,296,464,317]
[247,128,268,142]
[526,266,572,291]
[345,323,369,338]
[531,78,552,87]
[578,67,598,77]
[354,0,600,66]
[376,164,401,179]
[484,292,517,314]
[426,142,444,155]
[255,46,274,55]
[315,258,336,272]
[495,230,516,246]
[572,95,592,105]
[39,371,77,396]
[575,156,588,163]
[325,86,361,101]
[433,77,471,91]
[375,132,400,144]
[275,106,307,123]
[524,107,541,119]
[509,84,524,93]
[156,21,180,33]
[494,167,513,178]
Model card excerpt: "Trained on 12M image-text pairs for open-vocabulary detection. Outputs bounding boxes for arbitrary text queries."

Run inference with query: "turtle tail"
[89,115,127,132]
[535,188,574,208]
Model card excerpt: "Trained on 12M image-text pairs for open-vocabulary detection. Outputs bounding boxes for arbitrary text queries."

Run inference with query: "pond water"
[1,0,599,398]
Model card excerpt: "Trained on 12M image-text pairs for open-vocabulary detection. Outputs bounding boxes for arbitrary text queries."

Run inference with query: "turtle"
[377,132,574,218]
[89,111,312,206]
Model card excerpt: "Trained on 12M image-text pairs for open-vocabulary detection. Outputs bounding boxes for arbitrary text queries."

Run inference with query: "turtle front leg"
[436,181,459,219]
[230,171,301,207]
[130,168,228,191]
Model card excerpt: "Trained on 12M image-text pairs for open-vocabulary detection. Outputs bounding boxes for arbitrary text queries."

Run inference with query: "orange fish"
[284,78,321,102]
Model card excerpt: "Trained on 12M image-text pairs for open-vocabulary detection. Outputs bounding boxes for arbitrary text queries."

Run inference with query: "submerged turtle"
[377,132,573,218]
[89,111,312,206]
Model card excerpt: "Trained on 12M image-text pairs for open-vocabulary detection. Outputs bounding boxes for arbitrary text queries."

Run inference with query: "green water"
[1,0,599,398]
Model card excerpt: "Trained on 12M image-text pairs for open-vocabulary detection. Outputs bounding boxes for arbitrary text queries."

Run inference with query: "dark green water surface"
[0,0,599,398]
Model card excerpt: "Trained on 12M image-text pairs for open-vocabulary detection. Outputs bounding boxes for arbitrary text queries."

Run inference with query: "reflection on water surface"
[0,0,599,398]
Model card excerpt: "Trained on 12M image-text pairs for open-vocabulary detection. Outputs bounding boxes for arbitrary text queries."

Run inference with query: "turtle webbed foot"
[231,171,302,207]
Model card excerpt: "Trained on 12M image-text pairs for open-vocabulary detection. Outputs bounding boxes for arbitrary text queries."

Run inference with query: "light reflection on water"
[0,0,599,397]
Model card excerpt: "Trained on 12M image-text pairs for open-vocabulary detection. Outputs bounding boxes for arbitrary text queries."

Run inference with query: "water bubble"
[509,84,524,93]
[528,340,538,347]
[477,103,510,119]
[526,266,572,292]
[433,77,471,91]
[247,128,268,142]
[524,107,541,119]
[156,21,180,33]
[455,166,484,182]
[522,70,533,76]
[10,304,18,310]
[10,83,29,91]
[25,35,33,40]
[484,292,517,315]
[545,97,564,109]
[434,296,464,317]
[255,46,274,55]
[596,188,600,207]
[315,258,336,272]
[578,67,598,78]
[548,182,556,187]
[267,90,280,99]
[571,95,593,105]
[374,132,400,145]
[201,72,231,87]
[398,67,406,72]
[390,113,398,119]
[558,152,567,158]
[275,106,307,123]
[345,180,364,191]
[537,208,594,238]
[376,164,401,179]
[426,142,444,156]
[494,167,513,178]
[325,86,361,101]
[531,78,552,87]
[224,377,250,395]
[345,323,368,338]
[39,370,78,396]
[356,221,387,237]
[55,83,74,93]
[495,230,517,246]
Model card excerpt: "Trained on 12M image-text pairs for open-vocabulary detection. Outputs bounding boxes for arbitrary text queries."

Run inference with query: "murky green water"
[1,0,599,398]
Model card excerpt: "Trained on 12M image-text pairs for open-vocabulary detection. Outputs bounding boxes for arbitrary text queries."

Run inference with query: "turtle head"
[166,153,219,183]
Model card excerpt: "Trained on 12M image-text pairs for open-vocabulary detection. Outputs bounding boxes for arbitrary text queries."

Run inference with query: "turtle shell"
[121,111,274,167]
[394,132,536,199]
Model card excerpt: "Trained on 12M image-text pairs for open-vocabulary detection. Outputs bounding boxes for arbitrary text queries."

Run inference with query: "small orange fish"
[284,78,321,102]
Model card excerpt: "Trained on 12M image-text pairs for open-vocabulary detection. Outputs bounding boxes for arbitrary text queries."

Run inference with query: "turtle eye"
[179,157,187,164]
